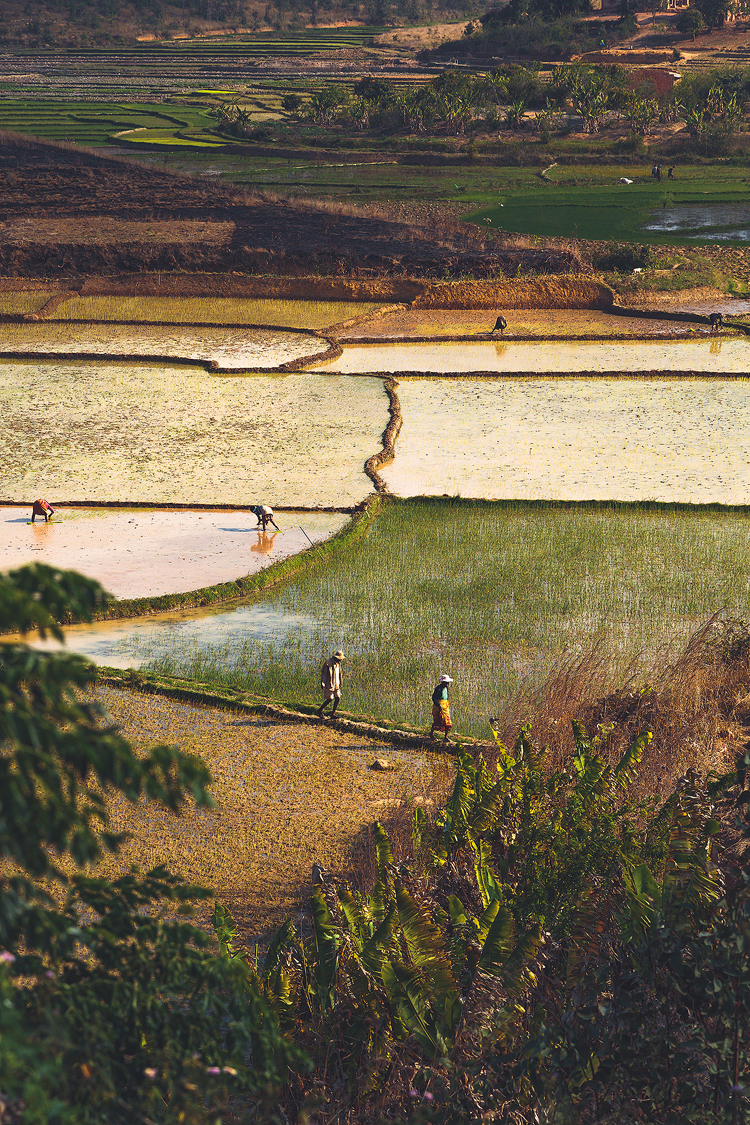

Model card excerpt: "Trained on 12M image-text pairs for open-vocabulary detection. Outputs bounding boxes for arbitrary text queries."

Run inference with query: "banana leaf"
[395,883,459,1031]
[382,958,452,1059]
[310,886,340,1015]
[360,904,397,976]
[338,884,372,951]
[263,918,296,978]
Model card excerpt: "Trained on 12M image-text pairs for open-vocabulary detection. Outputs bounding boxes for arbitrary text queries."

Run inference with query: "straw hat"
[334,650,345,660]
[439,674,453,683]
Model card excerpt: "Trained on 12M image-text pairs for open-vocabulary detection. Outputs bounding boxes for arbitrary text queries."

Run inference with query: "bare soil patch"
[90,685,447,938]
[0,133,580,279]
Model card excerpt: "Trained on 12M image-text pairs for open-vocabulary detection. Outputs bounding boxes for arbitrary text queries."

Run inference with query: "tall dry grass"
[491,615,750,803]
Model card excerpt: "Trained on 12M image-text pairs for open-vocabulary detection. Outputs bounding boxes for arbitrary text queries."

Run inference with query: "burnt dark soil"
[0,133,579,279]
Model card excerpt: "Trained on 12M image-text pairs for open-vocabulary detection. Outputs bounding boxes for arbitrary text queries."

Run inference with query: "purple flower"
[206,1066,222,1075]
[409,1090,419,1099]
[45,970,55,979]
[222,1067,238,1076]
[423,1092,434,1102]
[0,952,15,964]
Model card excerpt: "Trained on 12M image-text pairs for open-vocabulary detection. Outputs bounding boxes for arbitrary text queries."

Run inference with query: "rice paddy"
[0,361,386,506]
[381,376,750,505]
[0,322,323,369]
[39,500,750,742]
[48,295,386,330]
[0,291,58,315]
[0,506,347,599]
[312,337,750,375]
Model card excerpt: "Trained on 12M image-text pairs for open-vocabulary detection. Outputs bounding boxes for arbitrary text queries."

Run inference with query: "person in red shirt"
[31,499,55,523]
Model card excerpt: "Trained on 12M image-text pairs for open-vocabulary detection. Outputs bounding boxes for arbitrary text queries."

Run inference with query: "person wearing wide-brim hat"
[430,674,453,743]
[318,650,344,718]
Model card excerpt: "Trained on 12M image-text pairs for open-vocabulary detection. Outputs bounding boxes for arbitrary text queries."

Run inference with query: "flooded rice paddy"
[339,308,705,340]
[0,322,323,370]
[0,506,346,599]
[381,376,750,504]
[0,361,386,507]
[313,337,750,374]
[21,501,750,742]
[642,204,750,242]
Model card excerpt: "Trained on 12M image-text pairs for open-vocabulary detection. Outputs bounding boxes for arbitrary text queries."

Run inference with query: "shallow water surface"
[0,322,323,369]
[0,507,347,599]
[312,337,750,375]
[381,376,750,504]
[642,204,750,241]
[0,362,386,506]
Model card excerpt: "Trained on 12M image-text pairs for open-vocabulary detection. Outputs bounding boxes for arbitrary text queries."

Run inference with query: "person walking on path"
[318,650,344,718]
[491,315,508,335]
[31,499,55,523]
[430,674,453,743]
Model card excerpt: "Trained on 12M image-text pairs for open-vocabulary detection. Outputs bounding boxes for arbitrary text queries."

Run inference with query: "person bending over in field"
[491,315,508,335]
[31,499,55,523]
[709,312,724,334]
[250,504,280,532]
[430,674,453,744]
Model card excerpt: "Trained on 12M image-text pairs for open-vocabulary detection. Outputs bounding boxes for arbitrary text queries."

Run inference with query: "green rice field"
[48,295,384,328]
[131,499,750,740]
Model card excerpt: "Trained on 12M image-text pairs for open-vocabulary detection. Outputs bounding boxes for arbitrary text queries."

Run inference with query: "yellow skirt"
[432,700,452,732]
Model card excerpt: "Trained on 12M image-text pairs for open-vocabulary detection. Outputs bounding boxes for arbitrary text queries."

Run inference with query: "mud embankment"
[22,274,615,310]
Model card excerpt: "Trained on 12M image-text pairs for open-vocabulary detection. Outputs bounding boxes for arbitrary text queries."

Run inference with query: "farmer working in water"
[709,312,724,333]
[491,315,508,335]
[31,499,55,523]
[250,504,280,532]
[318,650,344,718]
[430,674,453,744]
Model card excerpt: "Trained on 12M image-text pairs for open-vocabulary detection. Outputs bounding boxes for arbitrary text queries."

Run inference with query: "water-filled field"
[0,361,386,506]
[381,376,750,504]
[313,338,750,374]
[25,500,750,741]
[0,506,347,599]
[50,296,385,330]
[0,322,323,370]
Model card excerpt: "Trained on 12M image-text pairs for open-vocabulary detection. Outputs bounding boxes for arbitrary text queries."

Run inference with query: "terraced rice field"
[0,323,324,369]
[49,295,384,329]
[0,361,386,506]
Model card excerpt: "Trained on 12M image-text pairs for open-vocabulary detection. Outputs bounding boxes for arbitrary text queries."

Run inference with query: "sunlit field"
[128,499,750,740]
[50,295,384,329]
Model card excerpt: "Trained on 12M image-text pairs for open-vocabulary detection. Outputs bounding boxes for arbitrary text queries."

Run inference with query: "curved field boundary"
[0,337,342,374]
[94,665,483,753]
[32,497,383,627]
[365,376,402,492]
[325,303,409,335]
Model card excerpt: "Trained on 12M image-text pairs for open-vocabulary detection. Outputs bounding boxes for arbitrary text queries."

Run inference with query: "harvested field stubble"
[86,686,447,937]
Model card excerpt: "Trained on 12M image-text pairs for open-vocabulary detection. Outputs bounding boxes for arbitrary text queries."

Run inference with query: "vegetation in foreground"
[138,498,750,743]
[4,560,750,1123]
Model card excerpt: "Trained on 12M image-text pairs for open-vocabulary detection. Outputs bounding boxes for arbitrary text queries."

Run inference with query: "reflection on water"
[0,323,322,370]
[313,338,750,375]
[642,204,750,241]
[20,601,322,670]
